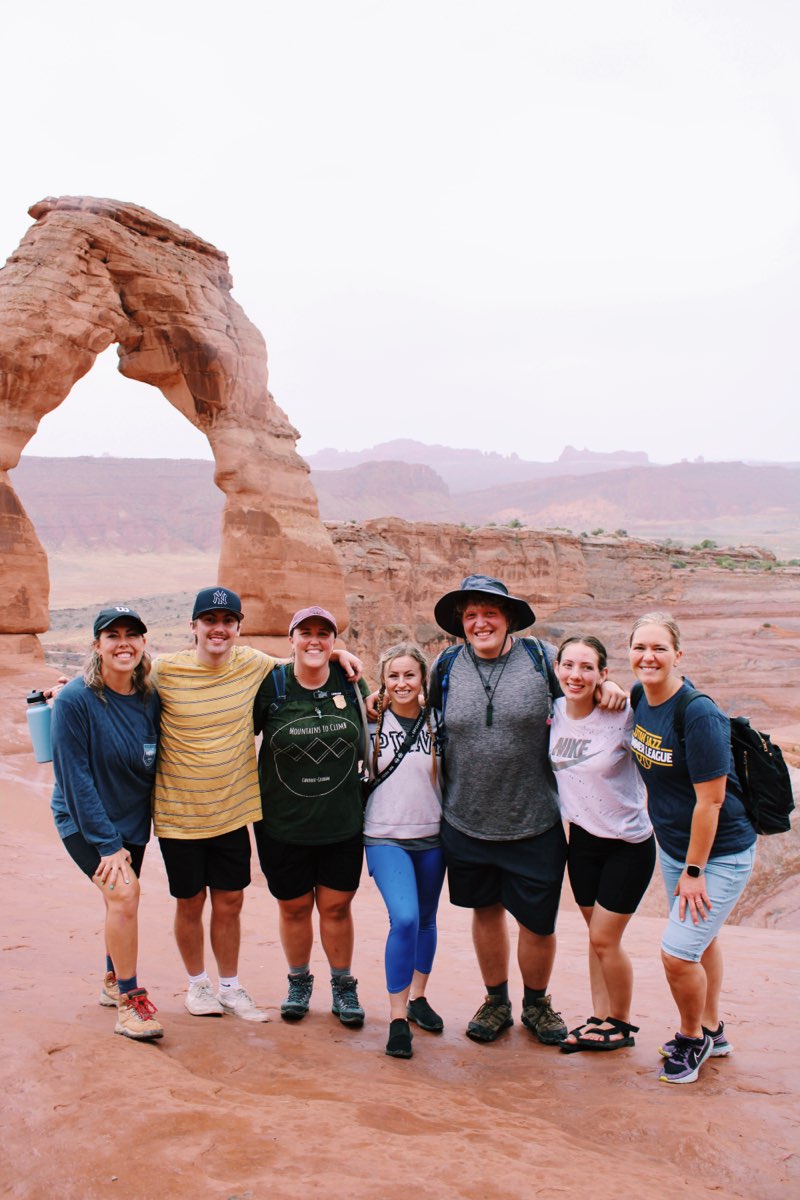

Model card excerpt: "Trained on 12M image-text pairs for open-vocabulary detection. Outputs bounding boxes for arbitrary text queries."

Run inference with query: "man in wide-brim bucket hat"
[434,574,535,640]
[428,571,625,1049]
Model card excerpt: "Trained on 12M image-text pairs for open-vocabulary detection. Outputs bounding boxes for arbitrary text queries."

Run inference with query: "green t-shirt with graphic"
[254,664,368,844]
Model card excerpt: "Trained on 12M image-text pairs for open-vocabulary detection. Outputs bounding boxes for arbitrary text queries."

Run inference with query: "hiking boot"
[115,988,164,1040]
[521,994,568,1044]
[660,1022,732,1059]
[185,980,224,1017]
[331,975,365,1027]
[99,970,119,1008]
[386,1018,413,1059]
[407,996,444,1033]
[659,1032,713,1084]
[466,996,513,1043]
[281,972,314,1021]
[218,986,269,1022]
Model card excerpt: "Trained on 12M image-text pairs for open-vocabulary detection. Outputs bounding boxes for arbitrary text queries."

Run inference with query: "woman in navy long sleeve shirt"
[51,606,163,1041]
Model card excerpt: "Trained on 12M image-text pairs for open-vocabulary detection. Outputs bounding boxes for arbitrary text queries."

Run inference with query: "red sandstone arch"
[0,196,347,656]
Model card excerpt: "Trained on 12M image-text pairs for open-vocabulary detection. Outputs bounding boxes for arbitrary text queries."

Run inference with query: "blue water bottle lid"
[27,690,47,704]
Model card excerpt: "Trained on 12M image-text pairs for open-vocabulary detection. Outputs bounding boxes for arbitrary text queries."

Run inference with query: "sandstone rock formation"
[327,517,800,738]
[0,197,346,654]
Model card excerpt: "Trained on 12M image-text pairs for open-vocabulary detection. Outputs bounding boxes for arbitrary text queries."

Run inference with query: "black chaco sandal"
[560,1016,639,1053]
[559,1015,604,1054]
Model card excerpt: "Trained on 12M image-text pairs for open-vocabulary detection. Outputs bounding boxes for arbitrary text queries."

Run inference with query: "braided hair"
[373,641,438,787]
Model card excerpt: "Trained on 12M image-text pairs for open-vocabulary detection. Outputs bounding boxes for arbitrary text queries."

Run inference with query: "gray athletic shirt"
[430,639,561,840]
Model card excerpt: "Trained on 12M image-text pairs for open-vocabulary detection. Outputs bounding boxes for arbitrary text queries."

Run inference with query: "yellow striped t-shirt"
[152,645,277,839]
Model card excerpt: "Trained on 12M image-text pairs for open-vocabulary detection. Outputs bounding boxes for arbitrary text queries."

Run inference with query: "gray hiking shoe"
[331,975,365,1027]
[521,994,567,1044]
[466,996,513,1043]
[281,971,314,1021]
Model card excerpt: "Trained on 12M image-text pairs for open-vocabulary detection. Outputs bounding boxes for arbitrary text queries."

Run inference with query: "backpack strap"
[267,662,288,716]
[433,645,463,724]
[434,637,555,724]
[335,663,371,784]
[672,688,712,746]
[366,708,428,796]
[518,636,555,721]
[631,682,713,746]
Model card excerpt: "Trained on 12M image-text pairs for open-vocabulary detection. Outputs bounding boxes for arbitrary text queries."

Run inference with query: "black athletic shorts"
[255,828,363,901]
[62,832,146,880]
[441,818,567,936]
[158,825,251,899]
[567,823,656,914]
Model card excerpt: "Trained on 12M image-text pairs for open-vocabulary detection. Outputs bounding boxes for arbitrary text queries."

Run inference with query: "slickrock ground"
[2,660,798,1200]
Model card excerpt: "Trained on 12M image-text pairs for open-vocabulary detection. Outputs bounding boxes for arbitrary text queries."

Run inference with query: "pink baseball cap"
[288,606,338,636]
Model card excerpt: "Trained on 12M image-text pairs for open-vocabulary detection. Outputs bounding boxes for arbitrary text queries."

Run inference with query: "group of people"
[48,574,757,1085]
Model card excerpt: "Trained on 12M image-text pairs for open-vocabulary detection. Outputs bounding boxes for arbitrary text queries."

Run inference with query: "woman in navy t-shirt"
[51,606,163,1041]
[629,612,756,1085]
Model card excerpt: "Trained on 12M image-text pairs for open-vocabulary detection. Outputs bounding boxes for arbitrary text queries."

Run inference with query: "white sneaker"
[218,986,269,1022]
[185,979,224,1017]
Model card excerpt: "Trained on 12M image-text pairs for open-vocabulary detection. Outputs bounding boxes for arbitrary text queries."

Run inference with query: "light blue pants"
[366,844,446,994]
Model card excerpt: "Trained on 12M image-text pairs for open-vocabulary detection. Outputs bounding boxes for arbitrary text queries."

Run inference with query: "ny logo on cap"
[213,589,229,607]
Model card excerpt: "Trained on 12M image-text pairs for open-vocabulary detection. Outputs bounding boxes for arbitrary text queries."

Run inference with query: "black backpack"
[630,683,795,836]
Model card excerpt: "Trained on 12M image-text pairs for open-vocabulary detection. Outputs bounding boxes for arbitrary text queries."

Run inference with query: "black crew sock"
[523,987,546,1006]
[487,981,509,1004]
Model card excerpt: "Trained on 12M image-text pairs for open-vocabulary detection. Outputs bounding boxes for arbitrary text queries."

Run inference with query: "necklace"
[467,637,513,726]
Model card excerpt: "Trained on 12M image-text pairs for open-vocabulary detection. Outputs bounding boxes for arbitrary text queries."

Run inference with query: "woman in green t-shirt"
[253,605,369,1030]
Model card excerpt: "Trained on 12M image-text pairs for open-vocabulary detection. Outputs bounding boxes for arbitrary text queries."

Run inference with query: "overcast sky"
[2,0,798,465]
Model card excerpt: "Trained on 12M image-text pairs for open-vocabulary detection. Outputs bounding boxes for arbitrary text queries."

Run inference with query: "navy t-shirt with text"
[631,684,756,861]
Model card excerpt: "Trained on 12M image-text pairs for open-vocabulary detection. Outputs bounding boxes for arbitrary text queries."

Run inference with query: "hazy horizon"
[3,3,798,466]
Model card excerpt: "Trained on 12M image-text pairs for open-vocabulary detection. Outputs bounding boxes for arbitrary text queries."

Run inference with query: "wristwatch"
[685,864,705,878]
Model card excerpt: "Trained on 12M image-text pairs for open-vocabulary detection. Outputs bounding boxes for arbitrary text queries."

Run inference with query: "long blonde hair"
[372,641,438,786]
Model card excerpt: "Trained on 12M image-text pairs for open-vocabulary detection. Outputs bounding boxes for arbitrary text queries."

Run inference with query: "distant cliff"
[14,453,800,557]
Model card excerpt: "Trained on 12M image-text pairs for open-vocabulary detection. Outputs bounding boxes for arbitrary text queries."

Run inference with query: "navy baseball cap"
[93,606,147,638]
[191,586,244,621]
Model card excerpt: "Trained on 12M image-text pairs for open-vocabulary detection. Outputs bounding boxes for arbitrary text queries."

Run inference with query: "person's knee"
[588,926,619,958]
[106,879,140,918]
[210,888,243,918]
[388,906,419,939]
[662,949,695,982]
[177,890,206,920]
[317,894,354,922]
[280,894,315,923]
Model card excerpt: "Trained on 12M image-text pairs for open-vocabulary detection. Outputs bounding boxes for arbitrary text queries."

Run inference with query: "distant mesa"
[558,445,649,465]
[305,439,654,494]
[0,196,346,655]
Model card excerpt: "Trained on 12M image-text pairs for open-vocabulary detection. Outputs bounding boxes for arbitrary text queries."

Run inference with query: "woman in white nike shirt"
[548,635,655,1053]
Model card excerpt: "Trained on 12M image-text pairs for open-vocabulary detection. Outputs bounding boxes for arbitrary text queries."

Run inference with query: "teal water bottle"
[26,690,53,763]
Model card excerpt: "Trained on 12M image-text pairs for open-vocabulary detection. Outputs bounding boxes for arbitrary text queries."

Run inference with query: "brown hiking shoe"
[466,996,513,1043]
[115,988,164,1040]
[521,994,567,1044]
[99,970,120,1007]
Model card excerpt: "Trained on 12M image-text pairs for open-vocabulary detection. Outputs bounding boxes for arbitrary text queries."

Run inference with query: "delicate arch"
[0,196,346,655]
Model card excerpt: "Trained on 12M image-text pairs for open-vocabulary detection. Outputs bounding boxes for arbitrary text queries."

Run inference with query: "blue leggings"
[365,844,446,994]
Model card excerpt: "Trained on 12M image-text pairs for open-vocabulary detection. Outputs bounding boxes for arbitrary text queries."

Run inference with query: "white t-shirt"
[549,700,652,843]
